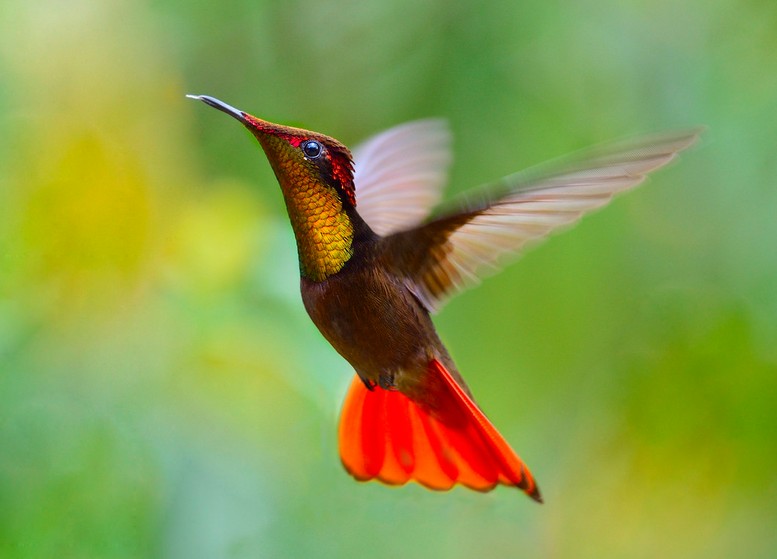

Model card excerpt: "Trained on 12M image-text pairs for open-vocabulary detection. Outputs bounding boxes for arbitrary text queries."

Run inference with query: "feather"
[338,359,542,500]
[353,120,452,236]
[383,129,701,311]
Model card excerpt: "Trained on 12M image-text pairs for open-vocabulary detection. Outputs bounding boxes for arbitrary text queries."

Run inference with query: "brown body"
[301,230,465,402]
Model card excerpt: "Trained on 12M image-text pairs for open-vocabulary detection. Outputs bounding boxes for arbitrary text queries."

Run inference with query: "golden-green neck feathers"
[259,134,354,282]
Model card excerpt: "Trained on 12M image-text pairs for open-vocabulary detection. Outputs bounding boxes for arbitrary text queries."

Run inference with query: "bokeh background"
[1,0,776,557]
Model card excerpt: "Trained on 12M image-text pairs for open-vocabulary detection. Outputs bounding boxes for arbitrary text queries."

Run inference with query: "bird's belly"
[300,271,437,382]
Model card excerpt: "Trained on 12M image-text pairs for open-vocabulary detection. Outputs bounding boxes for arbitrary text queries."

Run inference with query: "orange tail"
[338,358,542,502]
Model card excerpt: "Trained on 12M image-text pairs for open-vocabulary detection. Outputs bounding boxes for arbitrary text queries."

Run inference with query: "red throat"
[337,359,542,501]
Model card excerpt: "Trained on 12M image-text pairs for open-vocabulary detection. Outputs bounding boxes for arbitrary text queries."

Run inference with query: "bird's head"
[187,95,356,209]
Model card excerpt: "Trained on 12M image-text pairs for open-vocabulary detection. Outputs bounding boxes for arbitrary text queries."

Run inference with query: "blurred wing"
[384,129,701,312]
[352,119,452,236]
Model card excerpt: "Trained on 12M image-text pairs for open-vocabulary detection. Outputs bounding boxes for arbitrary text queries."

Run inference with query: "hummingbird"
[188,94,698,503]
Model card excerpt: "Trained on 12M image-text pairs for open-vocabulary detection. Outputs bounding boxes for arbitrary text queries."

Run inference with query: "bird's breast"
[300,264,441,383]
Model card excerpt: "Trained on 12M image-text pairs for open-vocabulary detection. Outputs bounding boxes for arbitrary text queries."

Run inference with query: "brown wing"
[382,129,701,312]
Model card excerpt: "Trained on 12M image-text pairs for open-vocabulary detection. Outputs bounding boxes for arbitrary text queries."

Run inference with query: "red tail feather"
[338,359,542,502]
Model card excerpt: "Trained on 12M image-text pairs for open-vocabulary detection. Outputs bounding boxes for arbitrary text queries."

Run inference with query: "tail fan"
[338,358,542,502]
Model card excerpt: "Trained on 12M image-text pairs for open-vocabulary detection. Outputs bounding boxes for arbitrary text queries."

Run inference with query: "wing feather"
[383,129,701,312]
[352,120,452,236]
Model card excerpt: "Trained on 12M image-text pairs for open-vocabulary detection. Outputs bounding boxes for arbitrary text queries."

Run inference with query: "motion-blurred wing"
[384,129,701,312]
[352,120,452,236]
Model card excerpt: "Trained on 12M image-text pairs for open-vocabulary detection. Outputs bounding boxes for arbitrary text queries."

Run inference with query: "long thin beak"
[186,94,246,123]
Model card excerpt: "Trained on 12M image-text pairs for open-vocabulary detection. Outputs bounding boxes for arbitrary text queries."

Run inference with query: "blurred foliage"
[1,0,776,557]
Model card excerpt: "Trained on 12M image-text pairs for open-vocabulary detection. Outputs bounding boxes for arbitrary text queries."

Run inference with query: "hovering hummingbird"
[188,94,698,502]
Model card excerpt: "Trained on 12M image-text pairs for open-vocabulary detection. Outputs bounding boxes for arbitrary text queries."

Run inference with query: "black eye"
[302,140,323,159]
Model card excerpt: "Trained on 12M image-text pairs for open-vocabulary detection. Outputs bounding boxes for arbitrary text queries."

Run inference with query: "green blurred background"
[1,0,776,557]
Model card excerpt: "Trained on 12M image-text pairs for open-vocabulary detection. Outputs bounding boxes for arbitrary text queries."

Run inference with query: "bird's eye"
[302,140,323,159]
